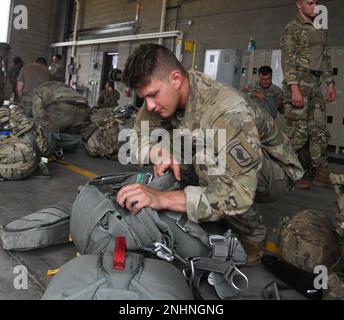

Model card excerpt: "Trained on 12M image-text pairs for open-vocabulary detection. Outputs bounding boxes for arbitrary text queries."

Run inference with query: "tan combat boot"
[241,239,265,267]
[295,178,312,189]
[313,167,333,189]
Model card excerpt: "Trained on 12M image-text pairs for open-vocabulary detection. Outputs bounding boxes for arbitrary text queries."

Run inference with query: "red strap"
[113,236,126,270]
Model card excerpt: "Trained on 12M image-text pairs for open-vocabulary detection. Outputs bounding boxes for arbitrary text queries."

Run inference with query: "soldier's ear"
[170,70,183,89]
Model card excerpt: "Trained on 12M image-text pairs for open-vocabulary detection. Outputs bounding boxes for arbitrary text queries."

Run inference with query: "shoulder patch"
[227,139,253,167]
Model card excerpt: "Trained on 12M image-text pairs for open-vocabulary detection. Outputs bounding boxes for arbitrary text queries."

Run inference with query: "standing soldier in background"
[8,57,24,101]
[17,57,50,117]
[96,81,120,109]
[281,0,336,189]
[242,66,283,119]
[49,54,65,82]
[0,43,11,106]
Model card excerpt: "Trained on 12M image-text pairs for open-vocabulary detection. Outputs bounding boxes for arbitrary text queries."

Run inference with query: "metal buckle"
[153,242,174,263]
[226,263,249,291]
[55,148,64,160]
[182,258,197,282]
[209,235,226,246]
[175,220,190,233]
[146,173,154,184]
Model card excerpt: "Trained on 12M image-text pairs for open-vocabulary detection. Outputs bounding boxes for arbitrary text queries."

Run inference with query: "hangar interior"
[0,0,343,301]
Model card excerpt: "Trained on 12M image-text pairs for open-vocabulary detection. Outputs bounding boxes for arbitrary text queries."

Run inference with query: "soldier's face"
[259,73,272,89]
[297,0,320,19]
[137,73,181,118]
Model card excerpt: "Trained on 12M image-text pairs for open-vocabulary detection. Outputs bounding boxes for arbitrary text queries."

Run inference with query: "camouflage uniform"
[242,81,283,119]
[97,90,120,109]
[132,71,304,242]
[49,63,65,82]
[281,13,334,168]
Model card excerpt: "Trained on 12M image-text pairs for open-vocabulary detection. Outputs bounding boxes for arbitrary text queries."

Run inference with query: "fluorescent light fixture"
[0,0,12,42]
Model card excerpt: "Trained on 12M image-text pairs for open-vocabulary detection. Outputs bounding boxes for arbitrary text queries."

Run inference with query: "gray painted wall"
[10,0,59,64]
[165,0,344,70]
[6,0,344,104]
[69,0,344,71]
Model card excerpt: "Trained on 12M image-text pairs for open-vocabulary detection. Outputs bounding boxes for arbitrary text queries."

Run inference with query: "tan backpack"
[0,136,38,180]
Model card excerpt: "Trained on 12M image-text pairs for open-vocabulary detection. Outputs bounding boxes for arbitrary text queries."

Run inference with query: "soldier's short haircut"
[258,66,273,76]
[13,57,23,64]
[123,43,187,89]
[36,57,47,66]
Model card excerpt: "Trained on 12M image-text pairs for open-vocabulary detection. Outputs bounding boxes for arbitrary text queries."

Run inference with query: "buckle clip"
[209,235,226,246]
[153,242,174,263]
[175,220,190,233]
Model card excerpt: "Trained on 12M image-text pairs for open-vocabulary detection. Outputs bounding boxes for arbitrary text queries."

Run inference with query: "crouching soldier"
[116,44,304,267]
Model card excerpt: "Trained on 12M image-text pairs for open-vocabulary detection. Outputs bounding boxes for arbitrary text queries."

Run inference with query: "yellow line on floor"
[54,159,99,179]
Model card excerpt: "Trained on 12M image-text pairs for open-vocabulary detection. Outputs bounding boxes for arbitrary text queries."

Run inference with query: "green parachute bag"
[0,136,38,180]
[41,252,194,300]
[32,81,91,134]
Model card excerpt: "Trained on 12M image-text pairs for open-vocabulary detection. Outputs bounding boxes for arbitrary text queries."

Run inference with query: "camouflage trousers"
[225,154,292,243]
[283,72,330,168]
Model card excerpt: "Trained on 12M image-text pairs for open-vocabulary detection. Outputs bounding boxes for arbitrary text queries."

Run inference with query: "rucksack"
[32,81,91,134]
[0,107,10,130]
[0,202,72,251]
[82,116,122,158]
[41,252,194,300]
[280,209,341,274]
[70,171,248,299]
[9,107,51,157]
[0,136,38,180]
[323,174,344,300]
[330,173,344,244]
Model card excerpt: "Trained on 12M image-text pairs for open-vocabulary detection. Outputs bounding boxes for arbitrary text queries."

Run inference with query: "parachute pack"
[1,171,249,300]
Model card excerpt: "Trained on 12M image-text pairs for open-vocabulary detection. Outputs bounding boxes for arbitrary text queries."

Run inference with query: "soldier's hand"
[116,184,163,215]
[327,83,336,103]
[152,148,181,181]
[254,92,266,101]
[291,85,304,108]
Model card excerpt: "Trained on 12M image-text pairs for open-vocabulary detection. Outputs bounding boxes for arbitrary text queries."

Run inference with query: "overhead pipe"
[159,0,168,45]
[135,0,141,28]
[51,30,182,47]
[71,0,81,59]
[51,30,184,61]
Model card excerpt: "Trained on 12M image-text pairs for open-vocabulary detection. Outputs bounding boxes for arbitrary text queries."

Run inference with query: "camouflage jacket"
[280,13,333,86]
[132,71,304,222]
[242,81,283,118]
[49,63,65,82]
[97,90,120,109]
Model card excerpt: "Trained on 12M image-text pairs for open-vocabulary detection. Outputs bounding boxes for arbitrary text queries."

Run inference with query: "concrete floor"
[0,149,342,300]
